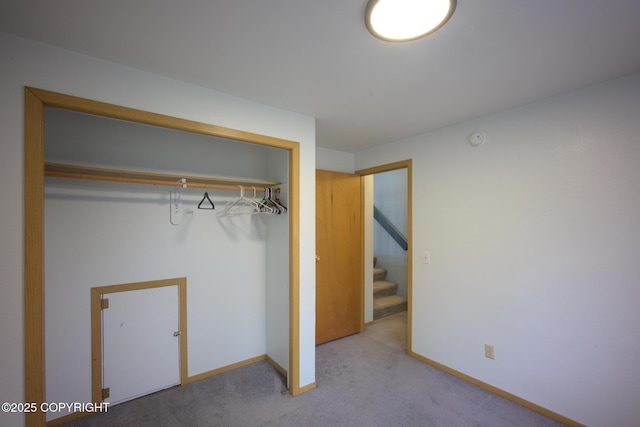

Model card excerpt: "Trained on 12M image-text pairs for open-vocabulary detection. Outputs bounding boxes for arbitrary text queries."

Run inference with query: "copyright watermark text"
[2,401,110,413]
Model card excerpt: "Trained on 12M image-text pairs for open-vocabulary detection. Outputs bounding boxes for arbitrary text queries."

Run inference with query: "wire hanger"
[197,192,215,210]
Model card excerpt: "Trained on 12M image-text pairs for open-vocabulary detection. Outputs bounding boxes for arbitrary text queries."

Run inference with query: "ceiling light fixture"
[365,0,456,42]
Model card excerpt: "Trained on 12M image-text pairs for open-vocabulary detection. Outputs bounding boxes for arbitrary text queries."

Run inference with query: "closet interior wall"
[43,107,289,421]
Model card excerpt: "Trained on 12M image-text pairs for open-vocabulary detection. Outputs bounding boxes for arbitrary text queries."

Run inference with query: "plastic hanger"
[197,192,215,210]
[218,186,260,216]
[266,188,286,214]
[252,186,275,214]
[259,188,279,214]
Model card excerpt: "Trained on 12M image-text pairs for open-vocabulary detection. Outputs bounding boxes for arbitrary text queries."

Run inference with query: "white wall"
[0,32,315,427]
[316,146,355,173]
[355,72,640,427]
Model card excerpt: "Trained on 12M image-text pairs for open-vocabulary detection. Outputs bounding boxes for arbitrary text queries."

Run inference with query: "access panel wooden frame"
[90,278,188,406]
[23,87,302,427]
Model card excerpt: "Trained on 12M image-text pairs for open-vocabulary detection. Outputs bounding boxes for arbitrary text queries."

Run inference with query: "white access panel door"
[102,285,180,405]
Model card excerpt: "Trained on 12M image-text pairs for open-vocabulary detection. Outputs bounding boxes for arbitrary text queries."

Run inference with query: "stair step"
[373,280,398,298]
[373,267,387,282]
[373,295,408,320]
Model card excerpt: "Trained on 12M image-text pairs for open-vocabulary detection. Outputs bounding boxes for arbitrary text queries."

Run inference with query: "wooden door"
[316,169,362,344]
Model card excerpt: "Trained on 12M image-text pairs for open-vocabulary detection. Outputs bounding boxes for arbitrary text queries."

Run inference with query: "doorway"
[357,160,412,352]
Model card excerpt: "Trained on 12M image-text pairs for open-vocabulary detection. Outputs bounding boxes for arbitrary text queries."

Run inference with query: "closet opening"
[23,87,301,427]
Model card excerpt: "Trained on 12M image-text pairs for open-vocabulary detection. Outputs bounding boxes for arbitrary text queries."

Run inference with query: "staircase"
[373,257,407,320]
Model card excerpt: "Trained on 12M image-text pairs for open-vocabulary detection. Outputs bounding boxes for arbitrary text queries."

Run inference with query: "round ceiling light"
[365,0,456,42]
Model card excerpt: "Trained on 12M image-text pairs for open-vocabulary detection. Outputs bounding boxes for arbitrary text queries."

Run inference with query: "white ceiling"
[2,1,640,152]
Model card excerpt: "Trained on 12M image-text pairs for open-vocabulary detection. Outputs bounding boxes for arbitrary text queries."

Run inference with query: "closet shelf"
[44,162,281,192]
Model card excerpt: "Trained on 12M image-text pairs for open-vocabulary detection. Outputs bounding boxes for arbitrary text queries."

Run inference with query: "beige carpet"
[363,311,408,350]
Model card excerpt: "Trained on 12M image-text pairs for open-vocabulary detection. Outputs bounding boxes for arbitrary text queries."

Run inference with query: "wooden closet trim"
[23,87,302,427]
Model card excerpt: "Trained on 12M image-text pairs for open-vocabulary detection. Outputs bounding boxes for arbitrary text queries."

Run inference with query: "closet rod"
[44,162,281,193]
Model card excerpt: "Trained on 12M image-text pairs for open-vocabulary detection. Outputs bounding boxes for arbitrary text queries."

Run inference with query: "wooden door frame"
[23,87,302,427]
[356,160,412,352]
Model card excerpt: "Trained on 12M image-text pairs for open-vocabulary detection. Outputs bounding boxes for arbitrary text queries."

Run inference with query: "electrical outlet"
[485,344,495,360]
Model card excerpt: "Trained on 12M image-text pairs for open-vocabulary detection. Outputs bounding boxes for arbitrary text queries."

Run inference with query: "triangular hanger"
[197,192,215,210]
